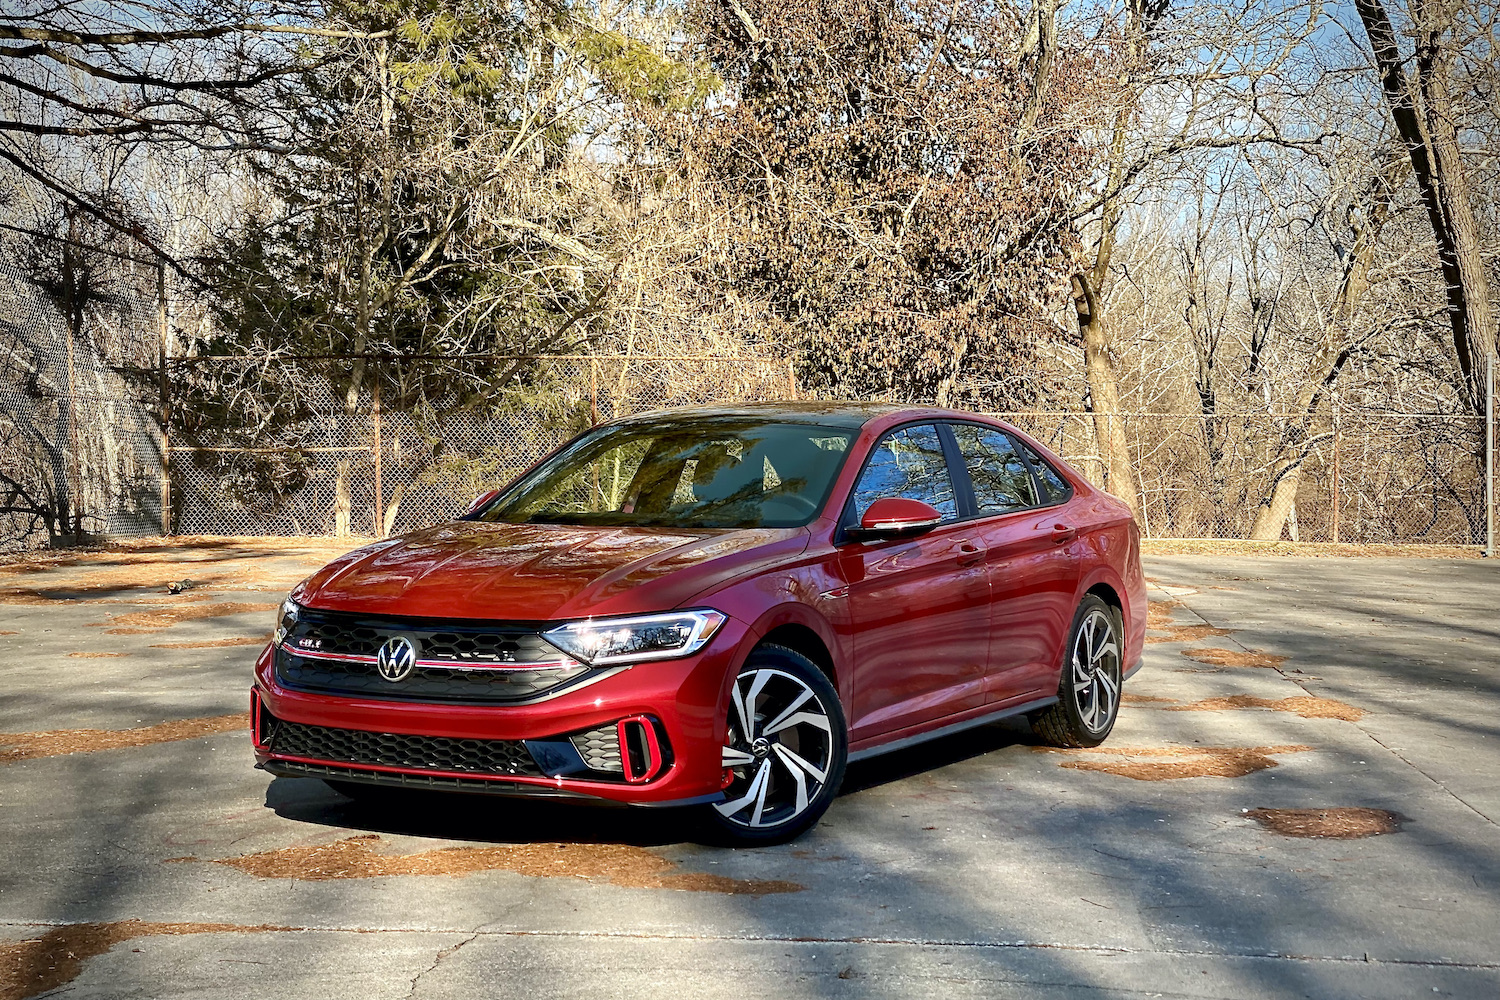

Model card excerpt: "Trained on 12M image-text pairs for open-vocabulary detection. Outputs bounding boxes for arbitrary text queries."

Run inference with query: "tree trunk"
[1355,0,1496,411]
[1074,273,1140,515]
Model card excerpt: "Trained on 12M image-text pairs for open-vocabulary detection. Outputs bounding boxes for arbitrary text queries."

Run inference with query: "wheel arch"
[741,604,847,708]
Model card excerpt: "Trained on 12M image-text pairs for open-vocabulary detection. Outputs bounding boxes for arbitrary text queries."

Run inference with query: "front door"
[840,423,991,743]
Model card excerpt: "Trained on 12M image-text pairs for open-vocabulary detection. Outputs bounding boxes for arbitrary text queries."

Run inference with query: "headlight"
[273,598,300,644]
[543,609,727,666]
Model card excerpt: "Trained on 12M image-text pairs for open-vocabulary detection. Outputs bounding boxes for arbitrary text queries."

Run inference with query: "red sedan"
[252,404,1144,843]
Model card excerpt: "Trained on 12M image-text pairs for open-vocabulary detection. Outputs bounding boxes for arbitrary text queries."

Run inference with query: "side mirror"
[464,489,501,516]
[847,497,943,541]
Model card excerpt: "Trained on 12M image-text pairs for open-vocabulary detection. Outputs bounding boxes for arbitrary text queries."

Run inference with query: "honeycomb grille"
[284,609,561,663]
[277,607,595,704]
[264,712,541,777]
[276,650,592,704]
[569,725,623,773]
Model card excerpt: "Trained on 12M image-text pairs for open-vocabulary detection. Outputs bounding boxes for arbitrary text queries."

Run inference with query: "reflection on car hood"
[295,520,807,621]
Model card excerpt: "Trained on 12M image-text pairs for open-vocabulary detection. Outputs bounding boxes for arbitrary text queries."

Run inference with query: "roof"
[616,400,948,430]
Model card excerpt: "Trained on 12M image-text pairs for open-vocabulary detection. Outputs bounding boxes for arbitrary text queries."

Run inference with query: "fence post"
[1487,351,1495,557]
[1332,397,1341,545]
[156,262,171,537]
[372,373,383,539]
[590,357,599,426]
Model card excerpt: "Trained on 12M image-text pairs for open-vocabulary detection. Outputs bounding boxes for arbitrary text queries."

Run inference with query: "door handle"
[1050,523,1077,544]
[957,541,985,566]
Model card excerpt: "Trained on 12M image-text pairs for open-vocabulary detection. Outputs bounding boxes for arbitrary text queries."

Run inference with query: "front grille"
[276,607,597,704]
[263,711,541,777]
[570,724,624,774]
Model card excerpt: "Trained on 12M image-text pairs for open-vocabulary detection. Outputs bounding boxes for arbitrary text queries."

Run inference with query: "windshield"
[477,418,855,528]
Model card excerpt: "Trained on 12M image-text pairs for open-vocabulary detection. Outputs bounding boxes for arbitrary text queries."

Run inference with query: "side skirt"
[847,696,1060,764]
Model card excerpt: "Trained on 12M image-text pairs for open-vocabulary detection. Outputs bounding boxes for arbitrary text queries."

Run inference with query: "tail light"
[617,715,664,784]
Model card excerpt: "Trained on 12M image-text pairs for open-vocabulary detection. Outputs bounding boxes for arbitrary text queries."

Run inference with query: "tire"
[1032,595,1123,748]
[699,644,848,845]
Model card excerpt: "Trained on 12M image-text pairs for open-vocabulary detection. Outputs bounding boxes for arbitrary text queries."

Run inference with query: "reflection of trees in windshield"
[483,422,851,528]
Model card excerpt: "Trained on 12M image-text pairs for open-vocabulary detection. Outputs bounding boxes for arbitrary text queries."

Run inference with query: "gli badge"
[376,636,418,682]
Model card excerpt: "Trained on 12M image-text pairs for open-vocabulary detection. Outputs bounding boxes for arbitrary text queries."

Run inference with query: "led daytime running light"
[543,610,727,666]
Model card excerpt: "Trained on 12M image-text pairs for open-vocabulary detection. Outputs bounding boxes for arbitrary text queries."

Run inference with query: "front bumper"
[252,616,751,807]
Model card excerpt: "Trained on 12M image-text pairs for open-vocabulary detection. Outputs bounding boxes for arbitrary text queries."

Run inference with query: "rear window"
[1019,442,1073,505]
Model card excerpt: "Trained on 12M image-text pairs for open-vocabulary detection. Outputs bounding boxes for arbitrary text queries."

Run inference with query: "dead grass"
[1168,695,1365,721]
[150,635,270,649]
[1181,647,1288,669]
[1141,539,1480,559]
[176,834,802,895]
[1146,623,1237,644]
[0,921,290,1000]
[1043,744,1313,780]
[1246,807,1406,839]
[88,602,276,631]
[0,714,245,764]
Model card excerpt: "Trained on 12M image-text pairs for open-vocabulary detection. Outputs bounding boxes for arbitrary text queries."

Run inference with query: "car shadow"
[839,716,1036,795]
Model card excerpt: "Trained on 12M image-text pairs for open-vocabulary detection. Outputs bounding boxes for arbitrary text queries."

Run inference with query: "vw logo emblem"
[376,636,418,682]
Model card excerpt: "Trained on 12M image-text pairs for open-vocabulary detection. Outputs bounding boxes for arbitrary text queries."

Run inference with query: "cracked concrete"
[0,550,1497,998]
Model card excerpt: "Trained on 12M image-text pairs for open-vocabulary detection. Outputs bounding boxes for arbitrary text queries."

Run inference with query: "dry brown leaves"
[150,635,271,649]
[183,834,802,895]
[0,921,290,1000]
[88,602,276,631]
[1146,599,1180,628]
[1181,647,1287,669]
[0,714,245,764]
[1169,695,1365,721]
[1247,807,1405,839]
[1044,744,1313,780]
[1121,694,1177,705]
[1146,623,1237,645]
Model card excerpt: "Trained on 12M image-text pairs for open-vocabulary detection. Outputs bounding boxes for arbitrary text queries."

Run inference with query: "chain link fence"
[998,409,1492,546]
[165,354,799,538]
[0,254,163,550]
[1,253,1495,551]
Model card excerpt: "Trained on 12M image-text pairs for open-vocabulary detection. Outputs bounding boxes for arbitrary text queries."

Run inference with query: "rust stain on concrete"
[180,834,802,895]
[1247,807,1405,839]
[1043,744,1313,780]
[0,714,245,764]
[150,635,270,649]
[89,602,276,631]
[1180,647,1287,669]
[1,920,289,1000]
[1168,695,1365,721]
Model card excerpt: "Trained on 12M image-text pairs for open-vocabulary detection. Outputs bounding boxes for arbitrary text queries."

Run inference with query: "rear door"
[947,423,1082,705]
[838,423,991,742]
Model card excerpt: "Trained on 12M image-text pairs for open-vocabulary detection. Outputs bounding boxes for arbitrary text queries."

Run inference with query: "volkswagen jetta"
[252,403,1144,843]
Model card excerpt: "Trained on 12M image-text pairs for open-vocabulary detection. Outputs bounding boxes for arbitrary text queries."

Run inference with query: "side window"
[850,424,958,523]
[951,424,1037,514]
[1019,441,1073,505]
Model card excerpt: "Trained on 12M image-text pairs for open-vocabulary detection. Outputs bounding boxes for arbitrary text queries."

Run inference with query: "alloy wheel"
[1071,608,1121,734]
[716,667,835,829]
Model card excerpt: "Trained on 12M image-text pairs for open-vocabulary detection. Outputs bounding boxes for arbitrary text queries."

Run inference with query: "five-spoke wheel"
[1032,594,1123,747]
[703,644,846,844]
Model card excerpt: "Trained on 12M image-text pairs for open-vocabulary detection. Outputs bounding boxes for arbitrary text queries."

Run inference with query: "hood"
[295,520,808,621]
